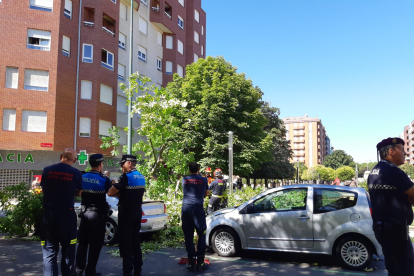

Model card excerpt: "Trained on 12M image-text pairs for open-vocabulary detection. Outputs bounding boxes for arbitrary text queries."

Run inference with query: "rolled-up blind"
[62,36,70,52]
[28,29,51,39]
[99,120,112,137]
[24,69,49,91]
[30,0,53,9]
[100,84,113,105]
[178,40,183,54]
[5,67,18,89]
[79,117,91,137]
[117,96,127,113]
[81,80,92,99]
[166,61,173,74]
[3,109,16,131]
[166,36,173,49]
[22,110,47,132]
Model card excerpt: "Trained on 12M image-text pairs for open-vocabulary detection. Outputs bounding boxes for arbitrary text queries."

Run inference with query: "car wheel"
[211,227,241,257]
[104,218,118,245]
[336,235,372,270]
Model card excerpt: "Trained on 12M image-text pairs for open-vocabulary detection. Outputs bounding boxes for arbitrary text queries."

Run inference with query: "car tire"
[335,235,373,270]
[104,218,118,245]
[211,227,241,257]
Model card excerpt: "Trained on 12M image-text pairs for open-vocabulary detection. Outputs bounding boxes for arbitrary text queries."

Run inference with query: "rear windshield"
[314,188,358,214]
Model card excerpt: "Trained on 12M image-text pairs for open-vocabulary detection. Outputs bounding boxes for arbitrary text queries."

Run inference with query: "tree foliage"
[356,162,377,177]
[335,166,355,181]
[323,150,355,170]
[400,163,414,179]
[167,56,274,176]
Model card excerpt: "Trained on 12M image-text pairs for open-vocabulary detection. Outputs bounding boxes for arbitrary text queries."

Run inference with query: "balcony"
[102,26,115,36]
[84,21,94,27]
[293,125,305,130]
[294,132,305,136]
[84,7,95,27]
[295,152,305,157]
[102,14,116,37]
[150,0,174,34]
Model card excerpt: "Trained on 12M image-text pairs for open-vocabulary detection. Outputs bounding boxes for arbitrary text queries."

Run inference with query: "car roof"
[265,184,365,193]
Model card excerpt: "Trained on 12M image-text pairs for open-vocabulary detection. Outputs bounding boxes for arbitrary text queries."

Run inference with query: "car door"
[243,187,314,249]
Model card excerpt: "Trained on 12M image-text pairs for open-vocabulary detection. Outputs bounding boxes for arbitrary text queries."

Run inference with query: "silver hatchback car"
[206,185,382,270]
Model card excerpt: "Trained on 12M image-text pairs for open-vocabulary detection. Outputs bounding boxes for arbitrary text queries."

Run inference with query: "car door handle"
[297,215,310,220]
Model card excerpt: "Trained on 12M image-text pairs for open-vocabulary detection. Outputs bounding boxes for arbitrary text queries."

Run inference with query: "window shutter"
[194,31,199,44]
[64,0,72,13]
[177,65,183,78]
[157,31,162,46]
[81,80,92,99]
[194,54,198,63]
[62,36,70,52]
[166,36,173,49]
[99,120,112,137]
[30,0,53,9]
[79,117,91,137]
[202,25,204,35]
[178,0,184,6]
[28,29,51,39]
[119,33,126,49]
[201,45,204,56]
[24,69,49,90]
[2,109,16,131]
[118,64,126,79]
[138,46,146,56]
[117,96,127,113]
[22,110,47,132]
[100,84,113,105]
[5,67,18,89]
[118,128,127,145]
[139,17,147,35]
[166,61,173,74]
[178,40,183,54]
[195,9,199,22]
[120,3,127,20]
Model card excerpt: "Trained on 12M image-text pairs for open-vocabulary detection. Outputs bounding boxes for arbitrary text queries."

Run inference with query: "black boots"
[134,267,142,276]
[196,255,209,271]
[186,256,197,272]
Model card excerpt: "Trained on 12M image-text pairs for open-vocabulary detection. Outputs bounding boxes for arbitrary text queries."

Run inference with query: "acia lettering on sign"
[0,153,34,163]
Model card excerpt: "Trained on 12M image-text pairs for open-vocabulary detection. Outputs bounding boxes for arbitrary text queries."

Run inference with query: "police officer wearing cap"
[40,148,82,276]
[74,154,112,276]
[207,168,226,215]
[369,137,414,275]
[108,155,145,276]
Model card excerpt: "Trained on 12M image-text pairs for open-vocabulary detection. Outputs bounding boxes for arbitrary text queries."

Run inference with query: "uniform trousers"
[375,229,414,276]
[75,209,106,275]
[207,197,222,215]
[118,211,143,275]
[181,204,207,258]
[41,209,77,276]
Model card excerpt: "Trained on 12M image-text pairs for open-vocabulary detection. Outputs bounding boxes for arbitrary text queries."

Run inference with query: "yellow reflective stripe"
[70,239,77,244]
[41,241,45,246]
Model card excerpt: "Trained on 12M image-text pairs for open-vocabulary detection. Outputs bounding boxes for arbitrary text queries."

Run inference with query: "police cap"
[376,137,405,150]
[119,154,137,165]
[89,154,104,162]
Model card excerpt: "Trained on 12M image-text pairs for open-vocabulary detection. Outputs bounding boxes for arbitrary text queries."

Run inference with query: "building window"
[117,96,127,113]
[177,64,183,78]
[64,0,72,19]
[99,120,112,138]
[84,7,95,26]
[120,2,127,20]
[202,25,204,35]
[2,109,16,131]
[5,67,18,89]
[79,117,91,137]
[139,17,148,35]
[100,84,113,105]
[81,80,92,99]
[118,64,126,80]
[157,31,162,46]
[101,49,114,70]
[166,36,173,49]
[138,46,147,62]
[194,53,198,63]
[24,69,49,91]
[178,0,184,6]
[62,35,70,57]
[82,44,93,63]
[166,61,172,75]
[164,2,172,19]
[119,32,126,50]
[27,29,51,51]
[29,0,53,12]
[141,0,147,5]
[177,39,184,55]
[22,110,47,132]
[178,15,184,29]
[111,0,116,3]
[194,31,199,44]
[195,9,199,23]
[201,45,204,56]
[102,14,116,36]
[157,58,162,71]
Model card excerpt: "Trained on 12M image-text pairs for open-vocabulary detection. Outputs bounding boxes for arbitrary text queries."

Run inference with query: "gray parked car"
[75,196,168,245]
[206,185,382,270]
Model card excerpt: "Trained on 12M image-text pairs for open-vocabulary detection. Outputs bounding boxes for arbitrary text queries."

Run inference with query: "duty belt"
[212,194,223,198]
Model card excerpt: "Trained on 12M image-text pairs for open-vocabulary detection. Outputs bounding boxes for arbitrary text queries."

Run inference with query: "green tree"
[167,56,274,176]
[335,166,355,181]
[400,163,414,179]
[326,167,336,181]
[307,165,329,181]
[323,150,355,170]
[301,169,309,180]
[357,162,377,177]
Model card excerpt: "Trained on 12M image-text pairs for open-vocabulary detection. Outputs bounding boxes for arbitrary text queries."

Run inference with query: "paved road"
[0,233,387,276]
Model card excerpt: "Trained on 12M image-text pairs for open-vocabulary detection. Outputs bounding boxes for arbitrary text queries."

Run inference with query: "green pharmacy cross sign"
[77,150,89,165]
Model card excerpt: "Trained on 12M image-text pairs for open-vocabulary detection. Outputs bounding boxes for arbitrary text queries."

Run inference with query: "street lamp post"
[229,131,234,194]
[127,0,134,155]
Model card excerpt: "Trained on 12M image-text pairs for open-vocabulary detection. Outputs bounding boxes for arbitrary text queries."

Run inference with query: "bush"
[227,186,265,208]
[358,180,368,192]
[0,183,43,236]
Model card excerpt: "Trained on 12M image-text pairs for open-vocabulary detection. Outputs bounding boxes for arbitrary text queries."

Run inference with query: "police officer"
[181,162,209,272]
[207,168,226,215]
[40,148,82,276]
[74,154,112,276]
[108,155,145,276]
[368,137,414,275]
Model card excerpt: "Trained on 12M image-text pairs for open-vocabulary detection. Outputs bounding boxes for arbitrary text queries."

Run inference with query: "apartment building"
[0,0,206,188]
[401,121,414,165]
[283,115,328,168]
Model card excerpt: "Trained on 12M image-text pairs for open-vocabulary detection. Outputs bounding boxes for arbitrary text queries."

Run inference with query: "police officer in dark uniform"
[181,162,209,272]
[40,148,82,276]
[368,137,414,275]
[74,154,112,276]
[207,168,226,215]
[108,155,145,276]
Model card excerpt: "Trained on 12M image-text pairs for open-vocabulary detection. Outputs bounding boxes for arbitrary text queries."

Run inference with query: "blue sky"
[201,0,414,163]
